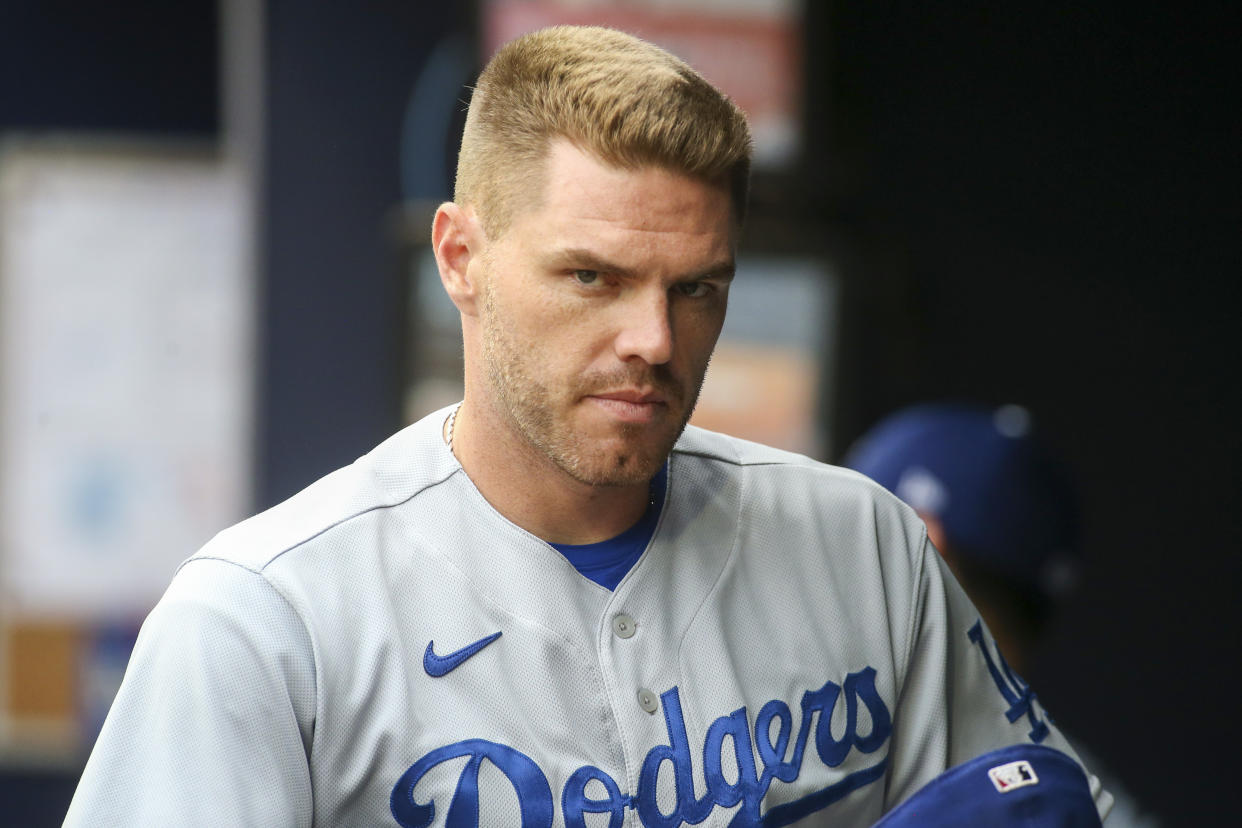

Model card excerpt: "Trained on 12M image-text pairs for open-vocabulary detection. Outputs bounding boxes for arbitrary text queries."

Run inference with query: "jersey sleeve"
[64,557,317,827]
[882,532,1114,821]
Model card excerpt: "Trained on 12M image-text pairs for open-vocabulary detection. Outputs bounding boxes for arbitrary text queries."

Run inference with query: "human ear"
[432,202,485,317]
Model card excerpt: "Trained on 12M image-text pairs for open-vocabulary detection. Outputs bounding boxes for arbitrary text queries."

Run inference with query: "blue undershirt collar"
[549,463,668,591]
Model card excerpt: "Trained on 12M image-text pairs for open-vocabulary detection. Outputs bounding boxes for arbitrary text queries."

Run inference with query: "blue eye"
[573,270,599,285]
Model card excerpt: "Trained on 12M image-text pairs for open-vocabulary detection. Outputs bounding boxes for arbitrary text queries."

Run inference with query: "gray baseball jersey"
[66,406,1112,826]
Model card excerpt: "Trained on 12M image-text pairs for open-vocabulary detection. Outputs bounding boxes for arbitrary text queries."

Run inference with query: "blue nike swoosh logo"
[423,631,503,677]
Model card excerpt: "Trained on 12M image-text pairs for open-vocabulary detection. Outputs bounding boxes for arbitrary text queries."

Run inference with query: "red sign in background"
[483,0,803,167]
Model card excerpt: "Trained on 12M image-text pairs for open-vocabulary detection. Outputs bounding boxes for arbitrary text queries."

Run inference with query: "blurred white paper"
[0,143,253,619]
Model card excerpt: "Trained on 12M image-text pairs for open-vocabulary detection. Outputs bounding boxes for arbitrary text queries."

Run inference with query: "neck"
[450,398,654,545]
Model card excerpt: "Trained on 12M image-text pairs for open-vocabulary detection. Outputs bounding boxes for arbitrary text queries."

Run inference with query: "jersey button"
[612,614,637,639]
[637,688,659,714]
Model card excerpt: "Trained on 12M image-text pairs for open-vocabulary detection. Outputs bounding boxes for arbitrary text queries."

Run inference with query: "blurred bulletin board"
[0,143,253,619]
[481,0,803,168]
[0,143,253,756]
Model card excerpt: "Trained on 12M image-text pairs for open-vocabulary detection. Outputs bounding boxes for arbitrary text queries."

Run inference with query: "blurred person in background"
[845,402,1161,827]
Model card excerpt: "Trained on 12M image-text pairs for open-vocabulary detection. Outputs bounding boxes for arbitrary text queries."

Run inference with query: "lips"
[584,389,669,424]
[590,389,666,405]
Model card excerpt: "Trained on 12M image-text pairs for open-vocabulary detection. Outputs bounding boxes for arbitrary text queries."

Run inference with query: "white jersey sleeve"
[64,557,317,826]
[882,523,1112,814]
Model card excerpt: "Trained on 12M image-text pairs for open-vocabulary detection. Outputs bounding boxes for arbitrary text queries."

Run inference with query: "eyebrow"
[544,247,736,282]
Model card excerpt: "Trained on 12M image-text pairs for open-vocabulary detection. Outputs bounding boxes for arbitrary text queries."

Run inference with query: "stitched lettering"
[391,668,892,827]
[968,619,1049,742]
[389,739,554,828]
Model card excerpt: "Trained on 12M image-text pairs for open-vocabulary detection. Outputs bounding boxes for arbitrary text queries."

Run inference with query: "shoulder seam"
[201,465,463,573]
[900,524,932,692]
[267,466,462,570]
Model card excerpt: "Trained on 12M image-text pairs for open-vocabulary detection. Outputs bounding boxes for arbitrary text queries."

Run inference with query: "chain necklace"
[446,404,461,454]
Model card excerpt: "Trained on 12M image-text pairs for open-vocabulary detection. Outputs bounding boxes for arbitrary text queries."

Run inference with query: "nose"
[613,289,673,366]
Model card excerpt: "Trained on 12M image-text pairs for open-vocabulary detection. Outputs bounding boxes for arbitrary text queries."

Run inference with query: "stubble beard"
[479,288,704,488]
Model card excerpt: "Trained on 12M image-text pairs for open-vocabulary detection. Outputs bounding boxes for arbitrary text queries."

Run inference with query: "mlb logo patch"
[988,759,1040,792]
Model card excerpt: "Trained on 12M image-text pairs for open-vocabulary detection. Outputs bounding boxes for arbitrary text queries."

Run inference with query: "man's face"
[474,139,735,487]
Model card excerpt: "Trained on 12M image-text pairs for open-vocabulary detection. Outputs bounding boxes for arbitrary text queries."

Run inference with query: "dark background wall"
[0,1,218,134]
[2,2,1236,823]
[258,1,468,505]
[819,4,1238,824]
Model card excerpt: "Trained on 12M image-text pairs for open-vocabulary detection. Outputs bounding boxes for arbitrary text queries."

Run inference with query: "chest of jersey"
[386,618,893,828]
[289,457,908,826]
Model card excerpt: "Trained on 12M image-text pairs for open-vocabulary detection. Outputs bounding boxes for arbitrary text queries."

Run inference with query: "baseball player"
[66,27,1112,826]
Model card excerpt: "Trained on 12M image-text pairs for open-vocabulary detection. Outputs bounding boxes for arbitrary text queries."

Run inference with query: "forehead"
[503,139,735,266]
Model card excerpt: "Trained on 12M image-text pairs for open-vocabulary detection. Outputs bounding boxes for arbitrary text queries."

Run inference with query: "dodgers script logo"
[391,667,891,828]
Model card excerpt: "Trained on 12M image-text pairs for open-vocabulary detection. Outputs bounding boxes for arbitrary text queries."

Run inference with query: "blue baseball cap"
[873,744,1102,827]
[844,404,1081,599]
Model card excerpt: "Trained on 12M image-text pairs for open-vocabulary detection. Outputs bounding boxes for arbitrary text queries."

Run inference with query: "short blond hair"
[455,26,753,238]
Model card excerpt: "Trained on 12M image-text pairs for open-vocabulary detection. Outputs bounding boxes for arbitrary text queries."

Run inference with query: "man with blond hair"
[68,26,1110,826]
